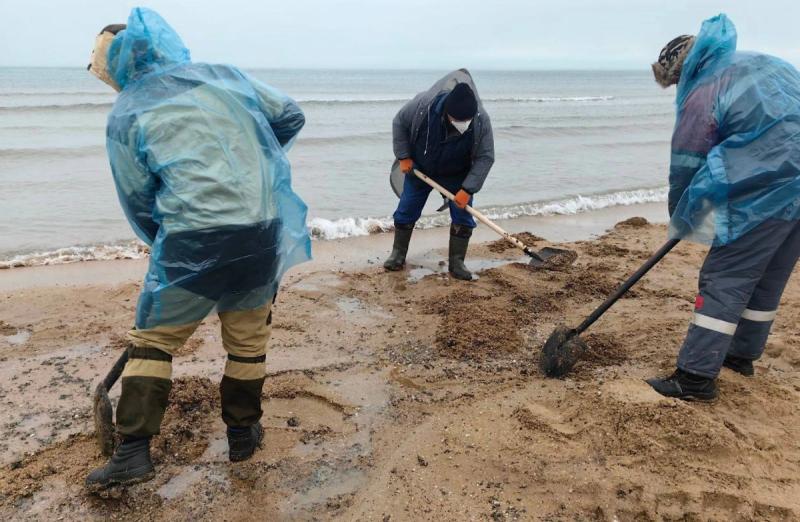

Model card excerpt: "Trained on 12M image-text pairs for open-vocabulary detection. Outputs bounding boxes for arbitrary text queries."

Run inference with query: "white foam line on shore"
[308,186,667,240]
[0,241,149,270]
[1,187,667,269]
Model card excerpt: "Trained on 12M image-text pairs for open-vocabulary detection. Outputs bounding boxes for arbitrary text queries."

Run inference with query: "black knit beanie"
[444,83,477,120]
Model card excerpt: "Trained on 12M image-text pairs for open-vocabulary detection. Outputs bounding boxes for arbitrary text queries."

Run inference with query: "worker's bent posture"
[385,69,495,281]
[85,8,310,488]
[647,14,800,400]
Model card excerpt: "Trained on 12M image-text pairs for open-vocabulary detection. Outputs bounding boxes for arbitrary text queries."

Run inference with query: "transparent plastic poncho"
[105,8,310,328]
[669,14,800,246]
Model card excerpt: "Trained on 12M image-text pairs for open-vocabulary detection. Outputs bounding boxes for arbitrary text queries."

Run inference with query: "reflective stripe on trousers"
[677,219,800,378]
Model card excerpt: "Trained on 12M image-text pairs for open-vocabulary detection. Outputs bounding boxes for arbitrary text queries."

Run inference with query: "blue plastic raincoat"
[668,14,800,246]
[105,8,310,329]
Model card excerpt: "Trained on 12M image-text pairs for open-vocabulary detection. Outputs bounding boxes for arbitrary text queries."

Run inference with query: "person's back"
[665,15,800,244]
[85,7,310,489]
[109,62,302,236]
[647,14,800,400]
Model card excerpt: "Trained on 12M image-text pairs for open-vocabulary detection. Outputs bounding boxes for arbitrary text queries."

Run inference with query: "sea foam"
[1,187,667,268]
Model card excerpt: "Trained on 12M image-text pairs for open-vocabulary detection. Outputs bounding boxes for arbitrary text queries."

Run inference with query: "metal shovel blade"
[93,382,116,456]
[539,326,589,377]
[527,247,578,269]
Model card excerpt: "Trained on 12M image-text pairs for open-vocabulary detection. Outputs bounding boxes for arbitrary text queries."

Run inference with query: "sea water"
[0,68,674,266]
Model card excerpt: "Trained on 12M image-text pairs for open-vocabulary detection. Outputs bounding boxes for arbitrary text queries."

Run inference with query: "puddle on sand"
[278,369,391,516]
[157,466,205,500]
[408,267,441,283]
[157,463,230,501]
[291,272,344,292]
[282,464,367,516]
[335,297,393,320]
[407,257,527,282]
[4,329,31,345]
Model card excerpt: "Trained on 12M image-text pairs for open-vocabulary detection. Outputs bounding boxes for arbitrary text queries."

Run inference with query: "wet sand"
[2,207,800,520]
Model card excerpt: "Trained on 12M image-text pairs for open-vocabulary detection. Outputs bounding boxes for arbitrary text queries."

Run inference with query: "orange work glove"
[454,189,470,209]
[399,158,414,174]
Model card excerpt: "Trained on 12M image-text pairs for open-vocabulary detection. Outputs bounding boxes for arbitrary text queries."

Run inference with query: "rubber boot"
[227,423,264,462]
[384,223,414,271]
[448,224,473,281]
[85,437,155,490]
[645,369,718,401]
[723,355,755,376]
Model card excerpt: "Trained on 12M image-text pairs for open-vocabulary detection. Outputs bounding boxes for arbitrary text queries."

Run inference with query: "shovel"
[93,349,129,456]
[540,239,680,377]
[390,161,574,268]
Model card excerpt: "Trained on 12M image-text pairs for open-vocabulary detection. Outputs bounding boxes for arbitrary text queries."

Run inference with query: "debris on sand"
[487,232,544,253]
[615,216,649,228]
[151,377,219,464]
[0,321,18,335]
[431,289,527,361]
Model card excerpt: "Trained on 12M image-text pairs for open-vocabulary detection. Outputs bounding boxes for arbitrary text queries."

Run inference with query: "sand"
[1,217,799,520]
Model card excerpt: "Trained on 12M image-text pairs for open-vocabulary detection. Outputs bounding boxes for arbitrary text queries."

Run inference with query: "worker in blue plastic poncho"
[646,14,800,401]
[84,8,310,488]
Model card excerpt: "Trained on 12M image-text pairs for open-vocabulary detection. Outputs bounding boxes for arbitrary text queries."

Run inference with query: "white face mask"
[449,117,472,135]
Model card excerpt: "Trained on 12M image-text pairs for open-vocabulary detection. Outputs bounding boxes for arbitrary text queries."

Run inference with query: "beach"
[2,207,800,520]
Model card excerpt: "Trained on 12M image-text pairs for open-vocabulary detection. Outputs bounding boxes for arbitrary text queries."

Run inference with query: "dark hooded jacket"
[392,69,494,194]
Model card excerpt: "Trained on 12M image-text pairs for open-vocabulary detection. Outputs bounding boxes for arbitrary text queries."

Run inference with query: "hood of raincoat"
[675,14,737,108]
[103,8,309,328]
[668,14,800,246]
[107,7,191,90]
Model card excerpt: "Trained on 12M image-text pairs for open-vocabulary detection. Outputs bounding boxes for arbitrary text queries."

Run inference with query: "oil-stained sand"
[2,220,800,520]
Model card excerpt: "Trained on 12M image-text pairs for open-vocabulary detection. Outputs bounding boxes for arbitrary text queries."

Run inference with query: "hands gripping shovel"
[390,161,574,268]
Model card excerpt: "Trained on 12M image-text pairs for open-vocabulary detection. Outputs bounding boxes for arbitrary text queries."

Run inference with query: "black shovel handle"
[102,350,129,391]
[574,239,680,335]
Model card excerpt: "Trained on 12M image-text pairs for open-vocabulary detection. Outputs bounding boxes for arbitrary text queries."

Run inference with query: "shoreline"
[1,214,798,519]
[0,201,667,292]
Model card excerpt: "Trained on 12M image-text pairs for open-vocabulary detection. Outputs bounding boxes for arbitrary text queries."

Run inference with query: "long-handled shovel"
[93,350,129,456]
[390,161,574,268]
[540,239,680,377]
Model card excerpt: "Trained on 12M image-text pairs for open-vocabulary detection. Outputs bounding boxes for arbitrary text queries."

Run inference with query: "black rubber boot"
[85,437,155,490]
[723,355,755,376]
[228,423,264,462]
[383,223,414,271]
[645,369,718,401]
[448,224,473,281]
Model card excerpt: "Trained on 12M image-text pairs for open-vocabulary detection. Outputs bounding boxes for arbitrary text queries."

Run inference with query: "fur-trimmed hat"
[652,35,695,88]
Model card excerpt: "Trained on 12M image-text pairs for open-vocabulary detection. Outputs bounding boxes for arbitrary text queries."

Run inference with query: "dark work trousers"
[677,219,800,378]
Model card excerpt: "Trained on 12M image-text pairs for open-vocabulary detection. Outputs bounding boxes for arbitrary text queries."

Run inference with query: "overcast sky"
[1,0,798,69]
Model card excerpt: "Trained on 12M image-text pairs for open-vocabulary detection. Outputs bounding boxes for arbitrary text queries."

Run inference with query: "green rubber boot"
[384,223,414,271]
[448,224,473,281]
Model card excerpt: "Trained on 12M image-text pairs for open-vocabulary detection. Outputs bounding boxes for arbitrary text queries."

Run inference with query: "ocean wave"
[297,131,391,146]
[0,241,149,269]
[489,96,615,103]
[1,187,667,268]
[0,96,615,113]
[0,145,106,159]
[297,95,615,106]
[0,91,113,97]
[0,102,113,113]
[308,186,667,240]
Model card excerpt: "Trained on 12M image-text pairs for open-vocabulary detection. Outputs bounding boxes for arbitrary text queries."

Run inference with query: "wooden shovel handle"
[412,169,535,255]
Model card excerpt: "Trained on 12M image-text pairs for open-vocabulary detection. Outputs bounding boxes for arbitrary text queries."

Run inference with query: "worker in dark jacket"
[385,69,495,281]
[646,14,800,400]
